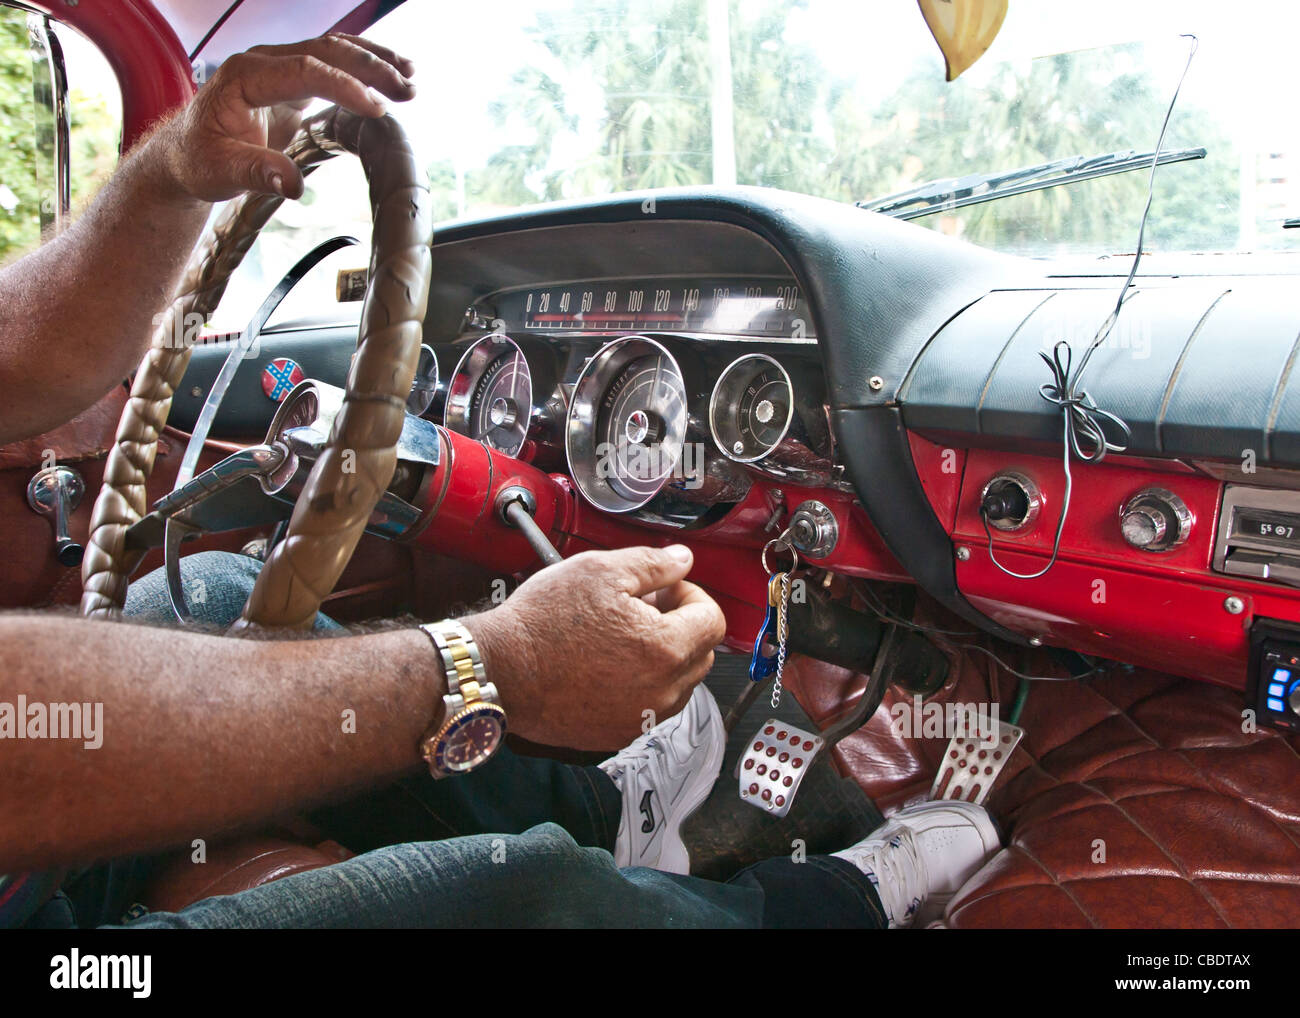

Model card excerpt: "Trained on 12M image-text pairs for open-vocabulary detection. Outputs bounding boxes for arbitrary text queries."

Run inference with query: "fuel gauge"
[709,353,793,463]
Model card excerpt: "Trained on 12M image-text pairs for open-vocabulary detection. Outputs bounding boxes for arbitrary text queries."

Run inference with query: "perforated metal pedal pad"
[738,719,824,818]
[929,719,1024,805]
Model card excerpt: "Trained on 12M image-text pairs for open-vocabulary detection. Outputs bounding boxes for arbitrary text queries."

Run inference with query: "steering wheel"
[80,106,433,629]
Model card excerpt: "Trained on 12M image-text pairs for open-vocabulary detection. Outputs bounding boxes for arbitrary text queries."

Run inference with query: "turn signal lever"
[496,485,563,566]
[27,465,84,567]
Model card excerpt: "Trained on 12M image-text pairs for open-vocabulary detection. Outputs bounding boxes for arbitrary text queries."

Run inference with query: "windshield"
[211,0,1300,331]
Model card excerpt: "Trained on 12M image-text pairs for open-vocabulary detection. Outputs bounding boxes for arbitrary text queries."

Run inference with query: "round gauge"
[709,353,794,462]
[567,335,689,513]
[444,334,533,457]
[406,343,439,416]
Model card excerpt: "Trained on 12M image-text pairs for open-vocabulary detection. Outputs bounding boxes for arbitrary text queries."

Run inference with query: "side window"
[0,3,119,265]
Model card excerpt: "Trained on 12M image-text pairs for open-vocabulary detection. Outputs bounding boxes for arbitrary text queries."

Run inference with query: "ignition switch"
[788,500,839,558]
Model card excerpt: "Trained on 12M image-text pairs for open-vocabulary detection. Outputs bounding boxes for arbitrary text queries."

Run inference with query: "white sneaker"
[597,684,725,875]
[833,800,1001,928]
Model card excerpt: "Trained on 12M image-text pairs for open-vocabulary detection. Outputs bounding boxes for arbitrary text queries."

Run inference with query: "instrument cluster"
[426,276,844,527]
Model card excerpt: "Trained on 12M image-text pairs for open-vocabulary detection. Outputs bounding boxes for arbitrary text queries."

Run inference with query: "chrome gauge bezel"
[443,333,533,458]
[406,343,440,416]
[709,353,794,464]
[566,334,689,514]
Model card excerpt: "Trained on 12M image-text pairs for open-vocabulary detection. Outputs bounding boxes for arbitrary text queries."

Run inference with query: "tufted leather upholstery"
[786,650,1300,928]
[947,670,1300,928]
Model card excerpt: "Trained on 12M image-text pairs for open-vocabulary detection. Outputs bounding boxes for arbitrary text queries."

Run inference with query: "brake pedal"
[929,719,1024,805]
[737,719,824,818]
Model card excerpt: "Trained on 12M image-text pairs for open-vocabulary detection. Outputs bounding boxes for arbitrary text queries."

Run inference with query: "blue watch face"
[435,704,506,773]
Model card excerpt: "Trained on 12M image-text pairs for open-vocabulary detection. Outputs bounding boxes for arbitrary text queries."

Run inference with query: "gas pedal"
[929,719,1024,805]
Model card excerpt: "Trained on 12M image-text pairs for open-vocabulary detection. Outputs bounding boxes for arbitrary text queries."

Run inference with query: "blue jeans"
[65,551,883,928]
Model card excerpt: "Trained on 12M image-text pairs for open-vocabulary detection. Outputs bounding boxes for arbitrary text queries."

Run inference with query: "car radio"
[1248,618,1300,732]
[1213,485,1300,588]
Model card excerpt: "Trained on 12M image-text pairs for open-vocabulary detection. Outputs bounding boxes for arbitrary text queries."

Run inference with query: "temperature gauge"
[709,353,794,463]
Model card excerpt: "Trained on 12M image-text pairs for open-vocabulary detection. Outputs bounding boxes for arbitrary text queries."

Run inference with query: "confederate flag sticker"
[262,357,305,402]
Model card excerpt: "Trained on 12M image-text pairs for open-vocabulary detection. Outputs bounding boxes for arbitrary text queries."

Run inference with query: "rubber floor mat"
[683,652,883,882]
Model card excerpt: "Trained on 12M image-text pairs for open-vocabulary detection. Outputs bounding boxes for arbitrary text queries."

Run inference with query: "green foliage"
[458,0,1241,255]
[0,7,40,262]
[0,10,121,263]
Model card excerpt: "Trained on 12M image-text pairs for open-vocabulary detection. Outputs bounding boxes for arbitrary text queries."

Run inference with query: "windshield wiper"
[857,146,1206,220]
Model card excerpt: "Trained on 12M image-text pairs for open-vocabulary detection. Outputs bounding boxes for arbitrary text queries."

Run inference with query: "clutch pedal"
[929,719,1024,805]
[737,719,825,819]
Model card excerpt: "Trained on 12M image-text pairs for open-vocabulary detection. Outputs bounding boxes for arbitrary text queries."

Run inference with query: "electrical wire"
[957,642,1108,683]
[984,34,1199,580]
[854,580,978,637]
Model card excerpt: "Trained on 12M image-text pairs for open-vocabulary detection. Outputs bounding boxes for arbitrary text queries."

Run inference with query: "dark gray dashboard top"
[899,278,1300,467]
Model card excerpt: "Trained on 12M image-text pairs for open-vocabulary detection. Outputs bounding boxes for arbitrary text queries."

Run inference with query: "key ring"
[761,531,799,575]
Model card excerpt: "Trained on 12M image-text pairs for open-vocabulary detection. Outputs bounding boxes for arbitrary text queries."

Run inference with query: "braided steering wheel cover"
[80,107,433,627]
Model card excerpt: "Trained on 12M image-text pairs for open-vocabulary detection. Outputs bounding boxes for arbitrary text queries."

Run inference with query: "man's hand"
[152,33,417,204]
[464,546,728,750]
[0,33,419,444]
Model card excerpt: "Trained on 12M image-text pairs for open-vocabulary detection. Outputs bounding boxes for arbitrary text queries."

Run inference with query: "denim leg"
[724,855,887,929]
[309,748,623,853]
[113,824,760,928]
[123,550,341,630]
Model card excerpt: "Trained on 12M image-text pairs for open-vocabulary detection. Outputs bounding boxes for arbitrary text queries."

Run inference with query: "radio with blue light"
[1248,619,1300,732]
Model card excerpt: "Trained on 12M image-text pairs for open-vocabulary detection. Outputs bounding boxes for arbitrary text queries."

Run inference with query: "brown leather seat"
[142,836,352,913]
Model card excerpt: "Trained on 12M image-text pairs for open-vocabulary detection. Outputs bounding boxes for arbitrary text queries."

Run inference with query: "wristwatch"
[417,620,507,778]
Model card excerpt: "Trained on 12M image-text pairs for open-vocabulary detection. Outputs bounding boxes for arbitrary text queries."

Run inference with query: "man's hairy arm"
[0,546,725,874]
[0,615,447,873]
[0,33,416,444]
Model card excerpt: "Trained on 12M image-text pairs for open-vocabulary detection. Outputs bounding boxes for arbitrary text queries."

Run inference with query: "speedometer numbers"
[710,354,794,463]
[566,336,690,513]
[444,334,533,458]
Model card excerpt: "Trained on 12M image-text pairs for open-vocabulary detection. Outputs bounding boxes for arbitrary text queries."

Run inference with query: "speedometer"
[567,335,688,513]
[444,334,533,457]
[710,353,793,462]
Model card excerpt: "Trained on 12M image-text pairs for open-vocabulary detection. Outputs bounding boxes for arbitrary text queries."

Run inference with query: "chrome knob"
[1119,488,1192,552]
[1290,683,1300,715]
[1120,506,1167,549]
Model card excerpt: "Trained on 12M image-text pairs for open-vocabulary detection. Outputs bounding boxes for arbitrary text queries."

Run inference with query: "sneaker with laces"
[832,799,1002,928]
[597,683,725,875]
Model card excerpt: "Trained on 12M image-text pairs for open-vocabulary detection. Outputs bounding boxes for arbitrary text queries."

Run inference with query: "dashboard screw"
[1223,596,1245,615]
[1029,636,1043,647]
[868,375,885,391]
[955,546,970,561]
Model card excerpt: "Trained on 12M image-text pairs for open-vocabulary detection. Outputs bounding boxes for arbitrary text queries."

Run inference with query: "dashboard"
[431,275,840,528]
[172,185,1300,718]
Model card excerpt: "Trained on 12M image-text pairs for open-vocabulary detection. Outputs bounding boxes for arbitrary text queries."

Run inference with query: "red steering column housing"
[403,426,910,654]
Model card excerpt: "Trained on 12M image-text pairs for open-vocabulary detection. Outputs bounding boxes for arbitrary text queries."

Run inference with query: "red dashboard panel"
[910,433,1300,688]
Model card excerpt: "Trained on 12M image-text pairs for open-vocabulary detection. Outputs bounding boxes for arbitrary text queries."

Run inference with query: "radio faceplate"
[1214,485,1300,588]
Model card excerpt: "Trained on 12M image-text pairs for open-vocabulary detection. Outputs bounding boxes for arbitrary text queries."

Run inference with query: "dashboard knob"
[979,472,1041,532]
[1120,506,1166,548]
[1290,682,1300,715]
[1119,488,1192,552]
